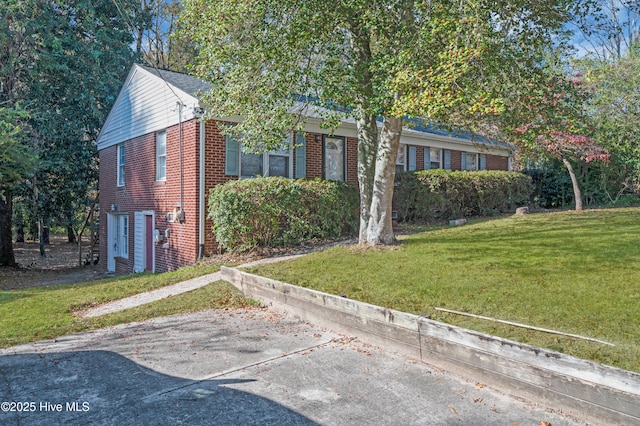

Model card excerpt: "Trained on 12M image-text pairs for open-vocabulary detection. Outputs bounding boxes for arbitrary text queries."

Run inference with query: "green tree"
[0,107,34,266]
[182,0,582,246]
[135,0,197,73]
[495,55,610,211]
[23,0,137,243]
[0,0,139,263]
[577,45,640,197]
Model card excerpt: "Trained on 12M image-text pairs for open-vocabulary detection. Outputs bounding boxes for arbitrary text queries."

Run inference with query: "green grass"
[249,208,640,373]
[0,264,257,348]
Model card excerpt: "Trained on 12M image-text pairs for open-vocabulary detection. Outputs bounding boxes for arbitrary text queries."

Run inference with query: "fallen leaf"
[449,407,457,415]
[475,383,486,388]
[540,422,552,426]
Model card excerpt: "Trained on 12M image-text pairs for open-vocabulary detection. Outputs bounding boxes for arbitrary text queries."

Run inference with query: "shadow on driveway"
[0,350,316,425]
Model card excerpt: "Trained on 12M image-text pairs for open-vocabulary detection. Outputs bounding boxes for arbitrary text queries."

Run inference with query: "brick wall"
[99,120,201,273]
[486,154,509,170]
[100,119,511,273]
[304,132,323,179]
[202,120,238,256]
[346,137,358,184]
[415,146,425,171]
[450,150,462,171]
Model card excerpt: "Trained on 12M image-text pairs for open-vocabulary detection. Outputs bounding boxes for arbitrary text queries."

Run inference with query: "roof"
[294,95,507,148]
[97,64,511,154]
[138,65,213,97]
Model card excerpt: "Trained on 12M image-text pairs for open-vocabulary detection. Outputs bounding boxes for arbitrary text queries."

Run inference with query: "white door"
[133,212,144,273]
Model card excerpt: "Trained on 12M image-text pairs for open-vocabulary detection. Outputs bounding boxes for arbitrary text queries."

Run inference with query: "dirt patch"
[1,234,109,290]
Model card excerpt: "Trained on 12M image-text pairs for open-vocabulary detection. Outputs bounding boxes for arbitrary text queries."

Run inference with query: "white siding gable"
[97,64,202,151]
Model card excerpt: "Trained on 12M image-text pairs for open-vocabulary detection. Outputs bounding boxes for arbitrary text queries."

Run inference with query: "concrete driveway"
[0,308,585,425]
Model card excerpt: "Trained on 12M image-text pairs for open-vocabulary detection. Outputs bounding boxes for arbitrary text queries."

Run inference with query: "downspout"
[178,102,184,217]
[198,118,205,259]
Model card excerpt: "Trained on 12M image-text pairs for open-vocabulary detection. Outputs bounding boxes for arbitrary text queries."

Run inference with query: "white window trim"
[156,130,167,181]
[117,144,125,187]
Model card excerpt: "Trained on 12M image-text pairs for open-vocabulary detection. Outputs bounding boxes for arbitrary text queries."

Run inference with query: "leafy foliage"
[182,0,579,245]
[394,170,533,221]
[0,106,34,266]
[136,0,197,72]
[208,178,358,252]
[577,44,640,196]
[0,107,33,198]
[0,0,139,250]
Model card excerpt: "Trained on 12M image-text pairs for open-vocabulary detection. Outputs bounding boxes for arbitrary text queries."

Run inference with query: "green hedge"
[394,169,533,222]
[208,177,359,252]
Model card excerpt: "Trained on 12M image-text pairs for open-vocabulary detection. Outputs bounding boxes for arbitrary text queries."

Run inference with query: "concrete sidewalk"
[81,254,306,318]
[0,308,584,425]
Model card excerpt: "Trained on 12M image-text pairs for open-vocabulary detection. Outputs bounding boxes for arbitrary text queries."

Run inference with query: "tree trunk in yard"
[561,157,583,211]
[364,116,403,246]
[67,224,76,243]
[356,113,378,243]
[0,189,16,267]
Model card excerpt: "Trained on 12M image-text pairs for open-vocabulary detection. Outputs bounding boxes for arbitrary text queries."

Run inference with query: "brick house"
[97,64,513,274]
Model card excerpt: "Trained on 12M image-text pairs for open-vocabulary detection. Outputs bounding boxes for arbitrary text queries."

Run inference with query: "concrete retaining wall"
[221,266,640,425]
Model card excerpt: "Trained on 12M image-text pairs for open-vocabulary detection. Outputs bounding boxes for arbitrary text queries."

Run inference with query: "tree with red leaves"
[503,65,609,211]
[537,130,609,210]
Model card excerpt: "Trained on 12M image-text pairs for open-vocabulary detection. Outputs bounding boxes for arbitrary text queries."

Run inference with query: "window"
[462,152,478,171]
[268,150,290,177]
[396,145,406,173]
[323,136,345,181]
[226,134,292,179]
[117,144,125,186]
[424,148,442,170]
[156,131,166,181]
[116,214,128,258]
[241,151,264,178]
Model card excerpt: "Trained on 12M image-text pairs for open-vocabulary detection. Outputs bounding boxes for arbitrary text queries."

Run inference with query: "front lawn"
[248,208,640,373]
[0,264,257,348]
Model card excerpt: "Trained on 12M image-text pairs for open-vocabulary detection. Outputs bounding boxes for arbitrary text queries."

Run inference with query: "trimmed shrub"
[394,170,533,222]
[208,177,359,252]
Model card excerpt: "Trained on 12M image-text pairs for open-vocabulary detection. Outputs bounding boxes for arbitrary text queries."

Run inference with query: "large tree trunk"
[356,113,378,243]
[561,157,583,211]
[0,189,16,267]
[364,116,403,246]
